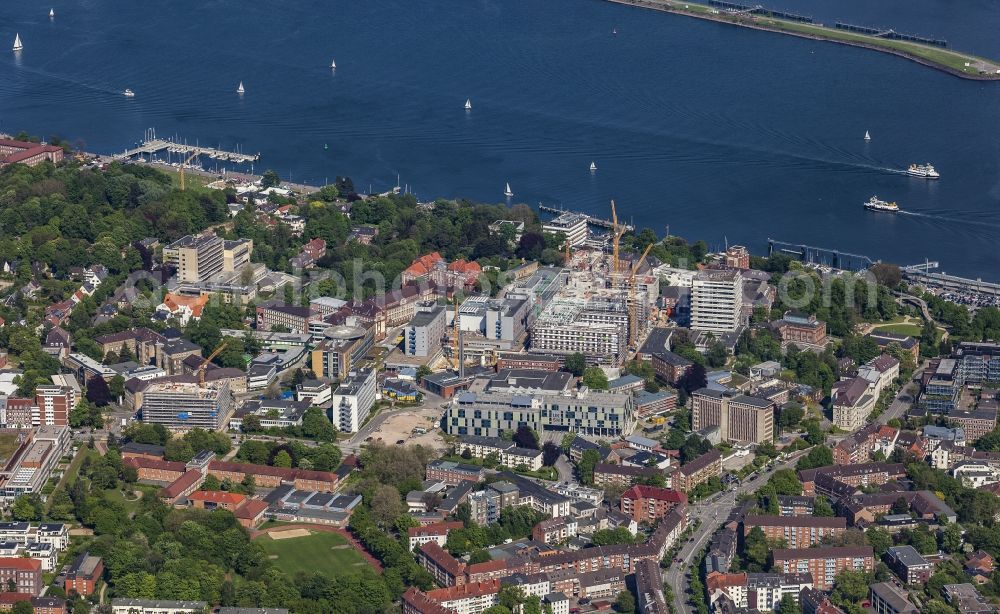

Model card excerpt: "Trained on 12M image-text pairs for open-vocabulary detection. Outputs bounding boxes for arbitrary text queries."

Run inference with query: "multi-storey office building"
[443,388,635,439]
[140,380,235,431]
[162,234,225,283]
[690,269,743,333]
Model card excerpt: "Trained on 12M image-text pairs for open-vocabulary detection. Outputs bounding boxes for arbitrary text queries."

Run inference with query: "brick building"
[743,515,846,549]
[65,552,102,597]
[674,450,723,492]
[620,485,688,524]
[0,558,42,596]
[771,546,874,591]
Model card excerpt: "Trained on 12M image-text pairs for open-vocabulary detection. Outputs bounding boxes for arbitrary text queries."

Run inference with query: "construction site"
[440,200,661,372]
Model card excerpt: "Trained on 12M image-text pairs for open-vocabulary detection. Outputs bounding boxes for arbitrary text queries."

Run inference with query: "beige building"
[163,234,225,283]
[832,378,877,433]
[691,388,774,445]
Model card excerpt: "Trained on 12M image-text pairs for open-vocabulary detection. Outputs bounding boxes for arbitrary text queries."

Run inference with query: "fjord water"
[2,0,1000,278]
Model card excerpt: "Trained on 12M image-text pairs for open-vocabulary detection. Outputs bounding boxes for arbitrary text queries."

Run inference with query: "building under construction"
[141,380,236,431]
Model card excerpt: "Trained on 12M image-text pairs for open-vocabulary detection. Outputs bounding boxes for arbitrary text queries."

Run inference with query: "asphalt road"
[664,449,808,614]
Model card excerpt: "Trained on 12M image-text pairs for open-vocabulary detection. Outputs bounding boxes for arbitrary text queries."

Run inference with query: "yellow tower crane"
[628,242,654,350]
[610,199,626,279]
[178,151,201,191]
[198,341,228,387]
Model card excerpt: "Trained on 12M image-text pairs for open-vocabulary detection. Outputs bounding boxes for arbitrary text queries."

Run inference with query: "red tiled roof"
[402,587,453,614]
[0,557,42,571]
[426,579,501,602]
[408,521,464,537]
[235,499,269,519]
[706,572,747,591]
[187,490,247,506]
[0,592,31,605]
[125,456,187,473]
[419,542,465,577]
[160,470,203,499]
[622,485,688,505]
[208,460,337,485]
[466,559,507,575]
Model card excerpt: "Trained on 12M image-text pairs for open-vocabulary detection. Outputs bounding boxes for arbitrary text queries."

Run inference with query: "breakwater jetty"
[604,0,1000,80]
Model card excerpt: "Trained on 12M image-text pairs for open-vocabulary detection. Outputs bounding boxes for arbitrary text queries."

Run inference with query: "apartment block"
[690,269,743,333]
[771,547,874,591]
[0,557,42,595]
[675,450,723,492]
[620,485,687,524]
[743,515,846,549]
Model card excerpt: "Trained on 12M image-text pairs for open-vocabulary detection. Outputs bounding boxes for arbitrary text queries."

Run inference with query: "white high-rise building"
[331,369,377,433]
[690,269,743,333]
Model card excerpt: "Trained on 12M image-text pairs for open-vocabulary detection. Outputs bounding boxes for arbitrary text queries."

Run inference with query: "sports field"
[256,529,371,577]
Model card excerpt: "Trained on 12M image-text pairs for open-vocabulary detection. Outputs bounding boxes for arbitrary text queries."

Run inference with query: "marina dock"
[538,204,634,231]
[114,138,259,164]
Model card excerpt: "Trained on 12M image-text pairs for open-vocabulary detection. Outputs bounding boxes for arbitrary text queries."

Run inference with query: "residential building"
[620,485,687,524]
[870,582,919,614]
[330,369,377,433]
[542,212,589,247]
[425,460,484,486]
[593,463,662,488]
[884,545,933,584]
[942,583,997,614]
[690,269,743,333]
[743,515,846,549]
[417,542,467,587]
[109,599,207,614]
[0,557,42,595]
[832,377,877,432]
[162,234,225,283]
[651,351,693,386]
[65,552,103,597]
[408,521,464,551]
[724,245,750,269]
[800,587,846,614]
[949,405,998,443]
[635,558,669,614]
[798,462,906,496]
[771,546,875,591]
[532,517,578,544]
[674,450,723,492]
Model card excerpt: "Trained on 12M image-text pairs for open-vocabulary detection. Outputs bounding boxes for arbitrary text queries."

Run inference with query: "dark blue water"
[3,0,1000,278]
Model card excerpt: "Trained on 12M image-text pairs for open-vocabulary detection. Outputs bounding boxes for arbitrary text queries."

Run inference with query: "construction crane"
[610,199,626,279]
[628,243,654,350]
[198,341,228,387]
[178,151,200,191]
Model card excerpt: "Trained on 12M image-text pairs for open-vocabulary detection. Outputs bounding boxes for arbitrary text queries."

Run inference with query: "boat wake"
[898,210,1000,230]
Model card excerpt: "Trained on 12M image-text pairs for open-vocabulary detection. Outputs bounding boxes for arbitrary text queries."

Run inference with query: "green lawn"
[0,433,22,466]
[256,530,370,577]
[648,0,999,76]
[873,323,923,337]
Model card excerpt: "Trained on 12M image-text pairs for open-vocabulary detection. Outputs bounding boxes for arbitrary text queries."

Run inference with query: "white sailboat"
[237,81,245,95]
[504,182,513,198]
[464,98,472,110]
[49,8,54,18]
[123,89,135,98]
[590,161,597,172]
[12,34,23,52]
[864,130,871,141]
[330,59,336,69]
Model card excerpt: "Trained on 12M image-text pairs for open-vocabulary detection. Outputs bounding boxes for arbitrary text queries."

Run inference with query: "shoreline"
[605,0,1000,81]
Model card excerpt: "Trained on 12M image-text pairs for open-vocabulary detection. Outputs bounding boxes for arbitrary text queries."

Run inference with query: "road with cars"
[664,449,808,614]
